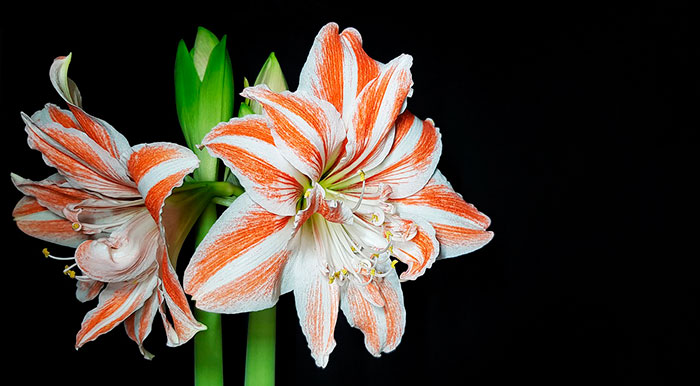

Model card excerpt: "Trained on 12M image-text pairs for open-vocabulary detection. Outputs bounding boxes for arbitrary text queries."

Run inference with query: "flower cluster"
[12,22,492,366]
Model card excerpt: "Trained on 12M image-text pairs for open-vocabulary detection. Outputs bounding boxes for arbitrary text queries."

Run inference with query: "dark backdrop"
[1,2,696,385]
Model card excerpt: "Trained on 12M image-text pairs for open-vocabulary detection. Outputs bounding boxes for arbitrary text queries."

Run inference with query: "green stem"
[245,307,276,386]
[194,203,224,386]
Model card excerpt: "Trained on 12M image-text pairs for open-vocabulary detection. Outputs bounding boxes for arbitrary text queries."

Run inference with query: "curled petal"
[127,142,199,226]
[340,263,406,356]
[75,210,160,282]
[391,217,439,281]
[158,249,206,346]
[75,272,159,350]
[76,279,104,303]
[22,110,139,198]
[392,170,493,258]
[13,196,89,248]
[124,290,160,359]
[50,55,132,162]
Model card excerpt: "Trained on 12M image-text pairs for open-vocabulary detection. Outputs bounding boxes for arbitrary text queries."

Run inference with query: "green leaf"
[174,39,202,150]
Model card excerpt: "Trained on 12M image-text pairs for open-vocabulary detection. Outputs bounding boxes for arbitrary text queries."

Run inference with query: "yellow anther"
[391,259,399,269]
[42,248,50,258]
[371,213,379,222]
[304,190,311,198]
[63,265,76,279]
[359,170,366,181]
[334,271,341,278]
[371,253,379,258]
[341,268,348,275]
[385,230,393,240]
[71,222,81,231]
[351,246,357,252]
[389,245,394,254]
[370,268,376,276]
[328,275,335,284]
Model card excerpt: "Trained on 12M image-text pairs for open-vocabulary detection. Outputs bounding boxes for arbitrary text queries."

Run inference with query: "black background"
[1,2,696,385]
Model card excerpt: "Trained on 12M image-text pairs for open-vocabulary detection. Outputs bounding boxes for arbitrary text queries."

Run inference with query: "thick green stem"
[194,203,224,386]
[245,307,276,386]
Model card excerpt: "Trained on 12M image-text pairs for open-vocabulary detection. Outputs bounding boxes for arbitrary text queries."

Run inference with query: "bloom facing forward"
[12,55,205,358]
[184,23,493,366]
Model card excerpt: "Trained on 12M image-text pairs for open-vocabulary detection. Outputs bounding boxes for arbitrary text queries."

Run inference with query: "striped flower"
[12,55,205,358]
[183,23,493,367]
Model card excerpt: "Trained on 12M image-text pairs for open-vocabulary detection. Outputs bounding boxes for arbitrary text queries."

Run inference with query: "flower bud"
[175,27,234,181]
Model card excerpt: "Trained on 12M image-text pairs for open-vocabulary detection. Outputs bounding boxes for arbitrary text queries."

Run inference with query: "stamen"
[71,222,82,231]
[351,170,366,212]
[63,264,77,279]
[391,259,399,269]
[370,268,376,277]
[42,248,75,261]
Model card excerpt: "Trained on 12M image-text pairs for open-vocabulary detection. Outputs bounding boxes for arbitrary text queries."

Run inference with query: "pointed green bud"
[249,52,288,114]
[174,27,234,181]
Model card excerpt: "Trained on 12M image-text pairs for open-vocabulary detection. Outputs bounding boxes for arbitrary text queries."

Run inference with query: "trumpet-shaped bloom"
[184,23,493,367]
[12,55,205,358]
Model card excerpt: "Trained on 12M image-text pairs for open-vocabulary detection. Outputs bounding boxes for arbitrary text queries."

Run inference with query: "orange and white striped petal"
[340,264,406,357]
[75,271,159,350]
[75,210,160,283]
[201,115,306,216]
[22,111,139,198]
[391,217,440,281]
[298,23,381,117]
[11,173,97,217]
[12,196,89,248]
[127,142,199,226]
[284,225,340,367]
[184,193,295,313]
[76,279,104,303]
[363,112,442,199]
[50,55,132,162]
[241,85,345,182]
[124,290,160,359]
[158,249,206,346]
[392,170,493,258]
[331,54,413,182]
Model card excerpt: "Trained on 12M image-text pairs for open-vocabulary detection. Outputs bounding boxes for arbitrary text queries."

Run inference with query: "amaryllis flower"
[184,23,493,366]
[12,55,206,358]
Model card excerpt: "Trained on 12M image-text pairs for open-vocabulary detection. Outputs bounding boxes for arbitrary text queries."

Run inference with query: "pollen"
[304,190,311,198]
[359,170,366,181]
[341,268,348,275]
[370,268,376,277]
[371,213,379,223]
[42,248,50,258]
[328,275,335,284]
[384,230,393,240]
[71,222,81,231]
[391,259,399,269]
[63,265,76,279]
